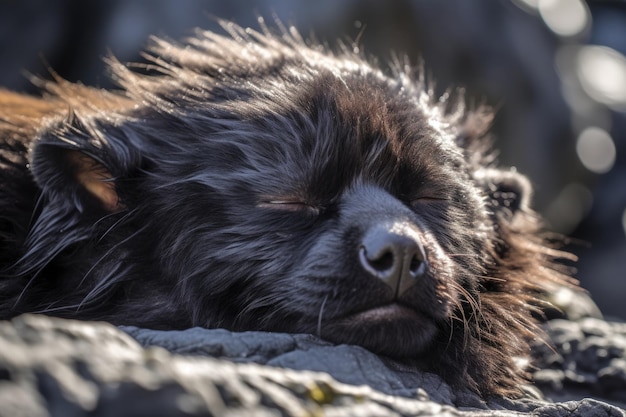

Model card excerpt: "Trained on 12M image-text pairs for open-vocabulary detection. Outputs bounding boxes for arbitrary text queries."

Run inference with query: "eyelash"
[412,196,449,203]
[258,191,448,215]
[408,195,450,210]
[257,200,321,215]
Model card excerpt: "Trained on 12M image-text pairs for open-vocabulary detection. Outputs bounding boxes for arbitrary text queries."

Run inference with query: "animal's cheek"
[418,232,489,325]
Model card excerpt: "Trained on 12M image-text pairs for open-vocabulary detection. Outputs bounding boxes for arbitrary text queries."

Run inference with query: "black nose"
[358,223,427,297]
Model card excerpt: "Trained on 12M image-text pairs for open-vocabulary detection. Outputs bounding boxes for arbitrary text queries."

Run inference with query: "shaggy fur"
[0,20,576,397]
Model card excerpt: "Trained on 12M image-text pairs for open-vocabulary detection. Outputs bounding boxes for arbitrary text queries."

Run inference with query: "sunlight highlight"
[576,127,616,174]
[577,46,626,110]
[538,0,590,37]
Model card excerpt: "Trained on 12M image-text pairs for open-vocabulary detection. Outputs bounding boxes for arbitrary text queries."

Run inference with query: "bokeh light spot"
[576,127,616,174]
[577,45,626,110]
[538,0,590,37]
[512,0,540,11]
[545,183,593,234]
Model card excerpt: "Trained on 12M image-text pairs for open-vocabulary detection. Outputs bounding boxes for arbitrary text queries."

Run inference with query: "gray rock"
[0,314,624,416]
[533,318,626,408]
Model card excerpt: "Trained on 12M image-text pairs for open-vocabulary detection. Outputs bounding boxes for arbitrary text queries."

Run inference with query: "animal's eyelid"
[257,199,321,214]
[257,199,308,207]
[410,185,451,201]
[410,195,451,206]
[414,196,450,201]
[266,200,306,205]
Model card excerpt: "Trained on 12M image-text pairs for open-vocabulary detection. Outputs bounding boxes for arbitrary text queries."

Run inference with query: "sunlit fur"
[0,20,576,397]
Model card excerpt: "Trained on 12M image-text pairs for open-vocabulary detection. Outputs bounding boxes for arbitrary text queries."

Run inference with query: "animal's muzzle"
[358,221,427,298]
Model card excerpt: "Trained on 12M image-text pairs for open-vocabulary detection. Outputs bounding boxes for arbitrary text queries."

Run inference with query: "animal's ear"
[455,108,533,220]
[475,168,532,220]
[30,118,138,214]
[35,147,122,212]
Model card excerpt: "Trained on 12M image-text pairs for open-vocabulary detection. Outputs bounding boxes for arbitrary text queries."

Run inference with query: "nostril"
[409,256,426,277]
[369,250,394,272]
[359,247,395,278]
[358,223,428,295]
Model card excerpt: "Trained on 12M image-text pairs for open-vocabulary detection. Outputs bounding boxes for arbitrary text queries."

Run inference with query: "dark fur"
[0,21,576,397]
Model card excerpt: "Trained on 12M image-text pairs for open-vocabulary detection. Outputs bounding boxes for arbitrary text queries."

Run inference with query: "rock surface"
[0,314,624,416]
[533,318,626,408]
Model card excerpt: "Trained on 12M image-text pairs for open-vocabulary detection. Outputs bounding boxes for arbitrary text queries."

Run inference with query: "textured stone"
[532,318,626,409]
[0,314,624,416]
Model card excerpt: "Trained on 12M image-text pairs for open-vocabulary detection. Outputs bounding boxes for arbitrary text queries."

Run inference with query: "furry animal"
[0,20,576,397]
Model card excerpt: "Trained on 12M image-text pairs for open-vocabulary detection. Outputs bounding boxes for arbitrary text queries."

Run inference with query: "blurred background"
[1,0,625,319]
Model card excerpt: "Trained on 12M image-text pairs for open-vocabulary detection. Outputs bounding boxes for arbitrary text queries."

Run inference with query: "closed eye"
[410,196,450,206]
[257,200,320,214]
[412,196,449,202]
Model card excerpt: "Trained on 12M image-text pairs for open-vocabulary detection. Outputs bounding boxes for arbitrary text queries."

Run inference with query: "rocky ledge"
[0,314,624,416]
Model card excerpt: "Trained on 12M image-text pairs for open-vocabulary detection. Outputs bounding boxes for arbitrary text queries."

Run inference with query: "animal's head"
[11,21,573,397]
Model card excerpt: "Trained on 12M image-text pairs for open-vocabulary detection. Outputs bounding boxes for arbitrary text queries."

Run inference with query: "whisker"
[27,190,47,230]
[477,274,507,283]
[13,243,70,307]
[80,264,132,309]
[78,224,149,289]
[317,294,328,338]
[448,280,482,347]
[236,294,278,322]
[33,302,83,314]
[95,207,139,243]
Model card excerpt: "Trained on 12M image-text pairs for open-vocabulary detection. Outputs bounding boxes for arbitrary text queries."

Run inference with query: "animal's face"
[3,23,571,397]
[89,73,493,359]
